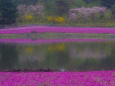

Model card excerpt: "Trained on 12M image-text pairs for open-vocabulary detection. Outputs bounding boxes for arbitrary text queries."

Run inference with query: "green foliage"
[47,16,57,23]
[8,0,115,26]
[101,0,115,13]
[84,0,101,7]
[55,17,65,24]
[55,0,70,16]
[47,16,65,24]
[12,0,38,6]
[71,0,86,8]
[103,11,112,21]
[93,12,101,22]
[0,0,17,24]
[101,0,115,8]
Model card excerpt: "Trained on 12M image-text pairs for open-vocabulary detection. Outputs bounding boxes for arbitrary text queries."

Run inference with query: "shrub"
[47,16,57,23]
[55,17,65,24]
[103,10,112,22]
[93,12,101,22]
[47,16,65,24]
[69,6,112,23]
[25,15,33,21]
[17,4,44,23]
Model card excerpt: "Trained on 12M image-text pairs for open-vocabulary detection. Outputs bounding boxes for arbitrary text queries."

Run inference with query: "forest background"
[0,0,115,27]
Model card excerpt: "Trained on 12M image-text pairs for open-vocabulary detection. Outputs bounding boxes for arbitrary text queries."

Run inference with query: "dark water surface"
[0,36,115,72]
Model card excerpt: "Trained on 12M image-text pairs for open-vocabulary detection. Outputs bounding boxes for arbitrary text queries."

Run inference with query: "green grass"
[17,21,115,28]
[1,21,115,29]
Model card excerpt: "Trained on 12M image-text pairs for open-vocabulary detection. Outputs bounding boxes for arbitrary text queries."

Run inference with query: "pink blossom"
[69,6,111,20]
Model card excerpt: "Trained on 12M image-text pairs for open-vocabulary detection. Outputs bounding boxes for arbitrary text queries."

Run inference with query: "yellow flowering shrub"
[47,16,57,23]
[47,16,65,24]
[25,15,33,21]
[55,17,65,24]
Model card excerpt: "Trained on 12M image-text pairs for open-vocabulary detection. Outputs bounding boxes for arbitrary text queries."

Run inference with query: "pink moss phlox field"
[0,38,114,44]
[0,26,115,34]
[0,71,115,86]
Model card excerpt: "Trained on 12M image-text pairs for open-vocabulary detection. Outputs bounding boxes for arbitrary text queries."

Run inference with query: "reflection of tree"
[101,44,115,70]
[67,42,115,71]
[25,46,34,55]
[0,44,18,70]
[18,46,45,63]
[69,42,111,59]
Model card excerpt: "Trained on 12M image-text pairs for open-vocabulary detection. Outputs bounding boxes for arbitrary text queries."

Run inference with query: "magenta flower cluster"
[0,71,115,86]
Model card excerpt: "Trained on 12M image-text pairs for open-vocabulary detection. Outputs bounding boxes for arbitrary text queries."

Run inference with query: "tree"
[0,0,17,24]
[101,0,115,8]
[12,0,38,6]
[101,0,115,13]
[83,0,101,7]
[55,0,70,16]
[72,0,86,8]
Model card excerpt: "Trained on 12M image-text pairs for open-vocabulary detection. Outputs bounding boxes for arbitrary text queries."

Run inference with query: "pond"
[0,33,115,72]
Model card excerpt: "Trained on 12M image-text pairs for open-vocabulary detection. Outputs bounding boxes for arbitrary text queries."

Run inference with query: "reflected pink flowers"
[0,38,114,44]
[0,71,115,86]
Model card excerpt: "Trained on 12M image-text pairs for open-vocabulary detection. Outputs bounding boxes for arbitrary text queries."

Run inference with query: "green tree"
[0,0,17,24]
[101,0,115,13]
[55,0,70,16]
[73,0,86,8]
[12,0,38,5]
[83,0,101,7]
[101,0,115,8]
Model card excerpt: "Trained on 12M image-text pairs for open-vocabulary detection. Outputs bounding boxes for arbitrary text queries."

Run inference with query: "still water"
[0,34,115,72]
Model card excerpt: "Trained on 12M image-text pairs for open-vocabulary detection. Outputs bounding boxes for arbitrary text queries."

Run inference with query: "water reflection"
[0,40,115,71]
[0,44,18,70]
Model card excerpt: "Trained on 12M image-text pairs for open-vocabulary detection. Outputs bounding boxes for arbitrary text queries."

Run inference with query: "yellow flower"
[47,16,56,22]
[25,15,33,21]
[55,17,65,24]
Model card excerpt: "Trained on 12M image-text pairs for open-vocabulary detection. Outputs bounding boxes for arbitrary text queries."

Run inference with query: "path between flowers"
[0,26,115,34]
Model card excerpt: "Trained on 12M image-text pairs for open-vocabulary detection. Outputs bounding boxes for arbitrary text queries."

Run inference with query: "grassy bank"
[0,22,115,29]
[17,21,115,28]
